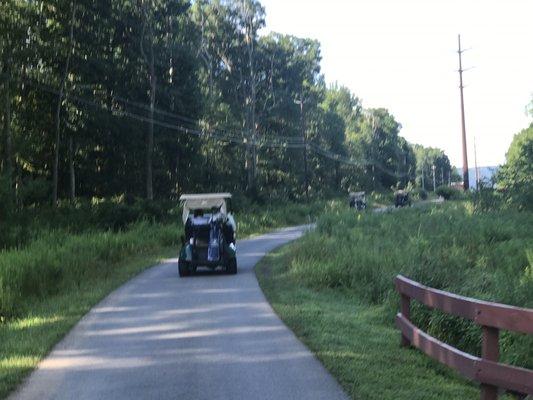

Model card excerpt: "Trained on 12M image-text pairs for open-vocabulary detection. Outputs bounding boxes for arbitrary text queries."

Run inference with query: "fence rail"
[394,275,533,400]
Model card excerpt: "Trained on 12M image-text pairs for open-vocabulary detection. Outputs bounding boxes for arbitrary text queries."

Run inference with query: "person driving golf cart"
[179,193,237,277]
[394,190,411,208]
[349,191,367,210]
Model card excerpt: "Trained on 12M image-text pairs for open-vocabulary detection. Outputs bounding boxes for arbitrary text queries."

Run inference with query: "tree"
[413,145,453,190]
[357,108,413,189]
[2,0,449,208]
[52,0,77,206]
[0,0,34,195]
[230,0,265,193]
[496,123,533,211]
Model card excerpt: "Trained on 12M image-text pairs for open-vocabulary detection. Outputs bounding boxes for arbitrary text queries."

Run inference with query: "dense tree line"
[413,145,457,190]
[495,101,532,211]
[1,0,454,208]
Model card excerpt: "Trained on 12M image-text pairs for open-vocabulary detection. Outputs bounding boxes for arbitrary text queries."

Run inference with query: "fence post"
[400,293,411,347]
[480,326,499,400]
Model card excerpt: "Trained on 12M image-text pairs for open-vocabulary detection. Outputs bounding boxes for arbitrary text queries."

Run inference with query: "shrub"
[0,198,330,318]
[472,182,503,213]
[281,203,533,368]
[411,188,428,201]
[0,175,14,220]
[495,124,533,211]
[435,185,462,200]
[18,178,51,207]
[0,222,180,320]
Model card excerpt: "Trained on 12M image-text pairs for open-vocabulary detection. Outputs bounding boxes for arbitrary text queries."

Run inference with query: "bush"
[472,183,503,213]
[411,188,428,201]
[435,185,462,200]
[0,175,14,220]
[0,222,180,319]
[0,198,333,319]
[495,124,533,211]
[18,178,51,207]
[281,203,533,368]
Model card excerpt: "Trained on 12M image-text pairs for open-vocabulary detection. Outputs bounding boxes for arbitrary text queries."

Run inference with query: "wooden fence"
[394,275,533,400]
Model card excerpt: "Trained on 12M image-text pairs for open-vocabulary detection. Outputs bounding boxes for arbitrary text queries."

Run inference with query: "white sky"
[260,0,533,167]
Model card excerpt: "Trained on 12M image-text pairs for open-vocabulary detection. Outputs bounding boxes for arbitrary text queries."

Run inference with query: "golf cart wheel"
[178,259,190,277]
[226,258,237,275]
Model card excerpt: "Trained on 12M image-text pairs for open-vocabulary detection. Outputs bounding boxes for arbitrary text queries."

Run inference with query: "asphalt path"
[10,226,349,400]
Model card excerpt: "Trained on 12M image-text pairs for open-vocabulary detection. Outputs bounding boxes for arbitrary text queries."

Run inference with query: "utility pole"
[432,164,436,192]
[458,34,470,191]
[294,98,308,201]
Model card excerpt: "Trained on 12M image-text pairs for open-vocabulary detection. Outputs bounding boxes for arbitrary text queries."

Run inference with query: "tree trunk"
[244,11,257,194]
[69,135,75,202]
[52,86,63,206]
[2,67,13,188]
[52,0,76,206]
[140,2,155,201]
[335,161,340,188]
[146,67,155,201]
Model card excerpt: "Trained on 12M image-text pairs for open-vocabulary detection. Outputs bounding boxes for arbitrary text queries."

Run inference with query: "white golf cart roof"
[179,193,232,224]
[349,191,366,198]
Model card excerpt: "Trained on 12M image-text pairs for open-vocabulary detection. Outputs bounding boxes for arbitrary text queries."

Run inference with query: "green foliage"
[411,187,428,200]
[0,199,173,250]
[18,178,51,207]
[258,252,480,399]
[0,223,180,320]
[496,124,533,211]
[0,245,179,399]
[471,182,503,213]
[0,0,445,206]
[435,185,462,200]
[236,200,334,237]
[351,108,416,190]
[0,198,329,320]
[270,203,533,369]
[0,198,330,397]
[412,145,454,190]
[0,176,14,221]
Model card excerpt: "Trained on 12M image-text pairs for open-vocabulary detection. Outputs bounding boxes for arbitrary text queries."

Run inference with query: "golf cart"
[349,191,367,211]
[394,190,411,208]
[178,193,237,277]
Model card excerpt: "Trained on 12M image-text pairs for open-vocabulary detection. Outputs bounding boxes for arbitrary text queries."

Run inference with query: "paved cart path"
[10,226,349,400]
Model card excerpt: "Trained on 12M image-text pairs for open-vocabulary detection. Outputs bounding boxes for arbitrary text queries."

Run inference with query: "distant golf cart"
[394,190,411,208]
[178,193,237,277]
[349,191,367,211]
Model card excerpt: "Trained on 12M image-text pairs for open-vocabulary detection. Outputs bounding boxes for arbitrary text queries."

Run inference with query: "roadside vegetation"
[0,199,331,399]
[257,202,533,400]
[2,0,531,397]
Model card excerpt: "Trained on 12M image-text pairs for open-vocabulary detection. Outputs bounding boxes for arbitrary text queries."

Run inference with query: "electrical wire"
[20,75,412,177]
[22,76,305,148]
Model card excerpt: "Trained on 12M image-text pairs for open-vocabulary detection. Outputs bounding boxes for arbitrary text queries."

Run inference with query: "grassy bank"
[257,202,532,399]
[0,199,333,399]
[0,223,178,398]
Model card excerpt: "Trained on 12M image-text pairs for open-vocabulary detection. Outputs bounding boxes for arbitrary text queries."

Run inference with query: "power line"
[308,143,412,179]
[22,75,412,178]
[22,77,304,148]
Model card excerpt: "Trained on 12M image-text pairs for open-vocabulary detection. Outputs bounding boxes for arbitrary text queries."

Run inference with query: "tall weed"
[0,223,179,319]
[283,202,533,367]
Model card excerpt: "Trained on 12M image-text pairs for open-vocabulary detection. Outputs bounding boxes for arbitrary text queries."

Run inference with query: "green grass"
[236,200,330,237]
[0,224,178,399]
[256,202,532,399]
[0,251,177,398]
[0,199,333,399]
